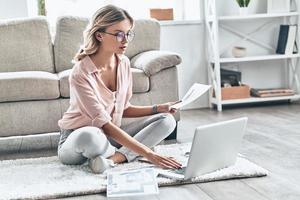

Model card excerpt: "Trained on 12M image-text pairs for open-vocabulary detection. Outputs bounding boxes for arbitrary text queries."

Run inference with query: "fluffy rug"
[0,143,268,200]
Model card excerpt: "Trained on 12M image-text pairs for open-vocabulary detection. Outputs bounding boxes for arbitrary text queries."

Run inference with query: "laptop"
[158,117,248,180]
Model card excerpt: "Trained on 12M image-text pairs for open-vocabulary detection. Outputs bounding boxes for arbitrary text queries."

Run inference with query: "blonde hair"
[74,5,134,61]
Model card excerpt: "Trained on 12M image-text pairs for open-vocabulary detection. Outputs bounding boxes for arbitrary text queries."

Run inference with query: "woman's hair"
[74,5,133,61]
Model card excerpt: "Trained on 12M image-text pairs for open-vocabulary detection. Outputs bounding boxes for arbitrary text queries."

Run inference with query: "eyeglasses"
[101,30,135,42]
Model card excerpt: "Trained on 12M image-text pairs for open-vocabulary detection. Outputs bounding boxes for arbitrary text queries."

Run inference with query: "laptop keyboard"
[155,145,191,167]
[171,167,186,174]
[157,167,187,180]
[154,143,191,157]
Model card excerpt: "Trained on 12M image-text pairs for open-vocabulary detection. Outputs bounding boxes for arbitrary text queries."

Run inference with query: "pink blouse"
[58,54,132,129]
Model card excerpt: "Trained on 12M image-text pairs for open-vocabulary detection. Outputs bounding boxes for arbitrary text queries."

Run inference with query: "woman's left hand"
[157,101,180,114]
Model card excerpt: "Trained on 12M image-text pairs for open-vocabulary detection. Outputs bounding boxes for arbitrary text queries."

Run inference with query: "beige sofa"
[0,16,181,153]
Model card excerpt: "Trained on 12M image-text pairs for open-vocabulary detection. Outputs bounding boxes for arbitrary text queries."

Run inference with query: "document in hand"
[171,83,211,109]
[106,168,159,197]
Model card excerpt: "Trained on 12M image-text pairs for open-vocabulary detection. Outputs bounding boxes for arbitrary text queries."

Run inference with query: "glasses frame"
[100,30,135,42]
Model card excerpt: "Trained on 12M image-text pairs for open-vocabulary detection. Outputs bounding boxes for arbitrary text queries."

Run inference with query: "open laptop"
[158,117,248,180]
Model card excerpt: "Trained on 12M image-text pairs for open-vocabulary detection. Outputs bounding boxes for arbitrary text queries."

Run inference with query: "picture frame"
[267,0,290,13]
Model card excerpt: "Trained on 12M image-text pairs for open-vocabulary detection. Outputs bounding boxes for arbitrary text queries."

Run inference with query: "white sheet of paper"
[170,83,211,109]
[106,168,159,198]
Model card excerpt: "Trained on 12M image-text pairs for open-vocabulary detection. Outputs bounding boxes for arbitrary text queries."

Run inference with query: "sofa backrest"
[54,16,160,72]
[54,16,89,73]
[0,17,54,73]
[126,19,160,59]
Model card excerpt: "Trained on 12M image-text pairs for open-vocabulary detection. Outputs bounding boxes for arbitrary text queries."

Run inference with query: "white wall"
[0,0,37,19]
[160,22,209,109]
[0,0,28,19]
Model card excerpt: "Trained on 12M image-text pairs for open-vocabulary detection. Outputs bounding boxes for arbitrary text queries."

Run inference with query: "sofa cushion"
[0,17,54,73]
[131,68,149,93]
[54,16,89,72]
[0,71,60,102]
[58,69,71,98]
[131,50,182,76]
[0,100,61,137]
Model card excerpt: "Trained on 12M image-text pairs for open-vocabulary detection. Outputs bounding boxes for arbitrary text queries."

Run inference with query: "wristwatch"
[152,104,158,114]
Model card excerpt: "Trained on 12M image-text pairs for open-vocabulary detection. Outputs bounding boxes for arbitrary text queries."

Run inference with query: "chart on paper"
[171,83,211,109]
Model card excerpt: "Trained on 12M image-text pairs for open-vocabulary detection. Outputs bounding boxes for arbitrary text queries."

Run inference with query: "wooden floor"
[1,103,300,200]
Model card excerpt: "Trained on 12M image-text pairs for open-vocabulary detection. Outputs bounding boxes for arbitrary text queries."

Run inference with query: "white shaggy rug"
[0,143,268,200]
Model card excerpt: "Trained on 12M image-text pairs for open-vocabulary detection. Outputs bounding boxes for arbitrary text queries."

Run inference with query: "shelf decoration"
[149,8,174,21]
[232,46,247,58]
[235,0,251,15]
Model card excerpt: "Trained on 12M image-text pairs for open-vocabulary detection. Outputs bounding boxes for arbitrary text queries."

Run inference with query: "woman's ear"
[95,32,103,42]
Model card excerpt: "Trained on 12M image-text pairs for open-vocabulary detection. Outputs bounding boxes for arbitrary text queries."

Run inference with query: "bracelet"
[152,104,158,114]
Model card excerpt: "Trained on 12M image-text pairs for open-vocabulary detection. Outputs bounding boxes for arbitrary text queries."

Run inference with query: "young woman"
[57,5,181,173]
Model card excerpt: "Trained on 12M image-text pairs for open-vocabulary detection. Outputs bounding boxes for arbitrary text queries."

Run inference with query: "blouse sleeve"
[70,74,112,128]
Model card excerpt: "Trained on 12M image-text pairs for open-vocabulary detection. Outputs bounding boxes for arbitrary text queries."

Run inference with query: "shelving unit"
[204,0,300,111]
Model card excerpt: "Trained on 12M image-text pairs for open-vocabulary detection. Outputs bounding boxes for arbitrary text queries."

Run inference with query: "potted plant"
[38,0,46,16]
[236,0,251,15]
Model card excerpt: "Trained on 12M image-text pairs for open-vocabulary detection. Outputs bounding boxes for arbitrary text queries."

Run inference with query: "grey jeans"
[57,113,176,165]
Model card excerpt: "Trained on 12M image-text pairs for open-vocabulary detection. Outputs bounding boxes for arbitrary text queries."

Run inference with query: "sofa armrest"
[130,50,182,76]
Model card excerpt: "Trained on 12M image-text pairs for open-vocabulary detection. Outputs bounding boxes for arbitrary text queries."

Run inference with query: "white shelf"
[211,54,300,63]
[211,95,300,105]
[218,12,299,21]
[204,0,300,111]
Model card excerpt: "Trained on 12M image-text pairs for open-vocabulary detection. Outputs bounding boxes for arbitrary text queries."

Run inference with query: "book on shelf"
[250,88,295,97]
[293,40,298,54]
[276,24,298,55]
[285,25,297,54]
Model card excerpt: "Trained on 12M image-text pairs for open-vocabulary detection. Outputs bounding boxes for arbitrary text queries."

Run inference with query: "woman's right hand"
[145,151,182,169]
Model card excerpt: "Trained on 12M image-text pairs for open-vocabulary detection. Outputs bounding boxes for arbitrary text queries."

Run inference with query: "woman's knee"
[74,126,114,157]
[159,113,177,133]
[75,126,106,145]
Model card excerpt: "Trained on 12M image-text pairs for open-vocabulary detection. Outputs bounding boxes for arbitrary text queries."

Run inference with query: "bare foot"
[108,152,127,164]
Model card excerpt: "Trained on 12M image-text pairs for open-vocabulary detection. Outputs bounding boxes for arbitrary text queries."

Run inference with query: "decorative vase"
[239,7,248,15]
[232,46,247,58]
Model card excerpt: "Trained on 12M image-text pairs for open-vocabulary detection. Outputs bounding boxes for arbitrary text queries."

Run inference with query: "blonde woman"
[57,5,181,173]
